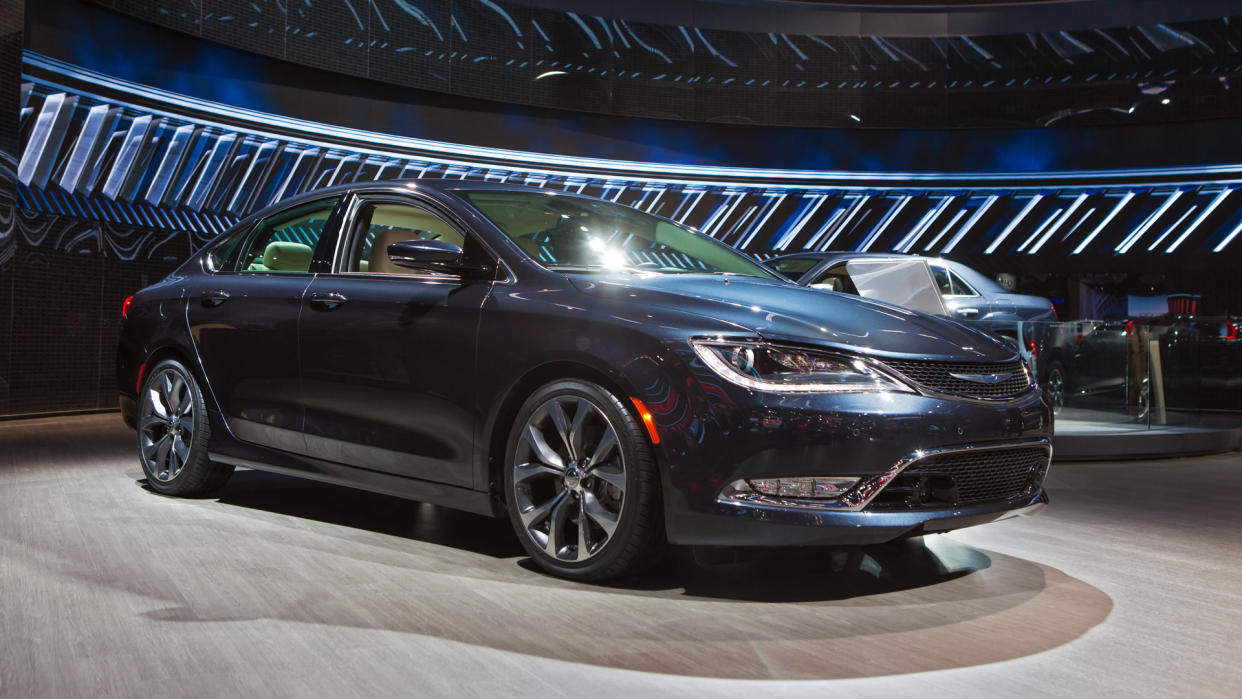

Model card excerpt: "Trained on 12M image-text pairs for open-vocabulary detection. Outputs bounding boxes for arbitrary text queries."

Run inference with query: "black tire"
[503,379,660,581]
[1045,360,1065,416]
[136,358,233,496]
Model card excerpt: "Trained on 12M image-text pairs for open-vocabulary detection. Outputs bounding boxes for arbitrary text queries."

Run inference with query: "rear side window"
[932,266,978,296]
[766,257,820,279]
[206,229,246,272]
[235,198,339,273]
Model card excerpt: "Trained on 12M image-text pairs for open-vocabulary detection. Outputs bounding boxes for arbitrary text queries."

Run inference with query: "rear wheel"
[137,359,233,496]
[504,379,660,580]
[1045,361,1065,415]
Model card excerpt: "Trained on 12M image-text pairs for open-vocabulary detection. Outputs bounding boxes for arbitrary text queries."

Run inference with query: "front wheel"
[137,359,233,496]
[503,379,660,581]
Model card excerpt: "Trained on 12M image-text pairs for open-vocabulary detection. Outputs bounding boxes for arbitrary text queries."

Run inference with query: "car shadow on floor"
[119,468,1115,679]
[147,468,526,559]
[164,468,997,603]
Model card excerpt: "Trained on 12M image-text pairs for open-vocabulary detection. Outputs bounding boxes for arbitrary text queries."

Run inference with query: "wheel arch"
[140,344,213,395]
[138,342,233,443]
[482,359,651,517]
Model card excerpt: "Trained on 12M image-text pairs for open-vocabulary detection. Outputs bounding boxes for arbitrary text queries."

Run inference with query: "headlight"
[690,340,914,394]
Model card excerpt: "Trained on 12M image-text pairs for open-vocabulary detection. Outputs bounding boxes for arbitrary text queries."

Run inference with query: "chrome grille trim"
[866,440,1053,510]
[879,357,1034,401]
[714,439,1051,514]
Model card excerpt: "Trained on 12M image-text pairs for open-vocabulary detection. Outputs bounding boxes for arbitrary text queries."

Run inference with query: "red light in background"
[121,295,134,318]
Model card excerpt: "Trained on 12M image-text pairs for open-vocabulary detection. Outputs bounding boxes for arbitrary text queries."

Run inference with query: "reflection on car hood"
[569,273,1015,362]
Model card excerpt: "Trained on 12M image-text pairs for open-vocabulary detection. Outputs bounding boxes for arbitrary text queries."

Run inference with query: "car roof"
[234,178,599,230]
[768,251,927,261]
[766,251,956,268]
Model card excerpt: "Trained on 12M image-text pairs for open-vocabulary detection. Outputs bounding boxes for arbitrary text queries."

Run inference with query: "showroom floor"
[2,414,1239,697]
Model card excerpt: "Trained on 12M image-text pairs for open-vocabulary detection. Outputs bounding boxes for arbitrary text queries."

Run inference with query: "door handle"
[200,290,230,307]
[956,307,980,318]
[308,292,348,311]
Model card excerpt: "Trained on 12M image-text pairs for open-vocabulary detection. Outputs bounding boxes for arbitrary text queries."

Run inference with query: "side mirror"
[387,239,493,278]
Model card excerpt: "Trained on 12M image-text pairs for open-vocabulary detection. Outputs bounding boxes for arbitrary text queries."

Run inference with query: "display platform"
[3,413,1241,696]
[1054,410,1242,461]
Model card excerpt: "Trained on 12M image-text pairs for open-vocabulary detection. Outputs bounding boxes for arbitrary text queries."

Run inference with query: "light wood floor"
[1,414,1239,697]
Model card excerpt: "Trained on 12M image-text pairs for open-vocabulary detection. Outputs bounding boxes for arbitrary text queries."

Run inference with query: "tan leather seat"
[262,241,313,272]
[361,205,465,274]
[368,229,421,275]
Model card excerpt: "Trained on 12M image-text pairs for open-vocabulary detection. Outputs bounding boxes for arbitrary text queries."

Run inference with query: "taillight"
[121,294,134,318]
[1050,303,1059,322]
[1227,322,1238,341]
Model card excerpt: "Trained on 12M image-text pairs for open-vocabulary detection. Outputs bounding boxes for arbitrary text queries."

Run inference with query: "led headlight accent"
[691,340,914,393]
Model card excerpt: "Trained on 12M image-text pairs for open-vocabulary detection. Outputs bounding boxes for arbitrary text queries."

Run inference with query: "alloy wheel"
[511,396,626,562]
[1047,367,1065,415]
[138,366,196,482]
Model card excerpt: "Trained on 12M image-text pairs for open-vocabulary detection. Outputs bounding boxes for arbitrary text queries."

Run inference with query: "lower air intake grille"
[867,445,1050,510]
[880,359,1032,400]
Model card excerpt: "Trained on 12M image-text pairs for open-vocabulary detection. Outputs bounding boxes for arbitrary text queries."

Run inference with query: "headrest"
[263,241,313,272]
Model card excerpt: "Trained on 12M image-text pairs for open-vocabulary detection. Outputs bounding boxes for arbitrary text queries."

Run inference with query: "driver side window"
[346,202,468,276]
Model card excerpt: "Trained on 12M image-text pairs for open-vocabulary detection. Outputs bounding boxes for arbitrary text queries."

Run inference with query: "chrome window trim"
[717,438,1052,514]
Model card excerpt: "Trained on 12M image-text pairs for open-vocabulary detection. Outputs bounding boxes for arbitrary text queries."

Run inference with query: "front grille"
[881,359,1032,400]
[867,445,1050,510]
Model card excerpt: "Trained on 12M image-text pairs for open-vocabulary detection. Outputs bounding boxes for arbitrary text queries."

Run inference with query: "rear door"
[186,196,341,453]
[297,193,494,487]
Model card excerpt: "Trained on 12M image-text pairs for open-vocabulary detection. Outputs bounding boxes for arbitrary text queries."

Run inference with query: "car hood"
[569,273,1015,362]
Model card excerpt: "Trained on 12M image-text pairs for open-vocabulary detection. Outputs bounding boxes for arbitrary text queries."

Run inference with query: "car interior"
[240,201,337,273]
[809,264,860,294]
[351,203,467,275]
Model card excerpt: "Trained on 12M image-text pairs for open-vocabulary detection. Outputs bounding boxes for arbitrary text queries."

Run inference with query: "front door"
[187,196,341,453]
[297,195,492,487]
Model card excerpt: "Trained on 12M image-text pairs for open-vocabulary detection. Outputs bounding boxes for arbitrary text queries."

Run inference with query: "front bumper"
[655,375,1053,546]
[674,489,1048,547]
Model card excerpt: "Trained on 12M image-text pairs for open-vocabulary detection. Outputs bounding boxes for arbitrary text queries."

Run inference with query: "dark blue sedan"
[117,180,1051,580]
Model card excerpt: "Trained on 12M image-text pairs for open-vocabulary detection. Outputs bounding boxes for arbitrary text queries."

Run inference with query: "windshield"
[457,190,779,279]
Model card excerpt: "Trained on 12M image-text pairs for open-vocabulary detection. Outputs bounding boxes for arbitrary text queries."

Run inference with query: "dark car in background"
[765,252,1057,341]
[117,181,1051,580]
